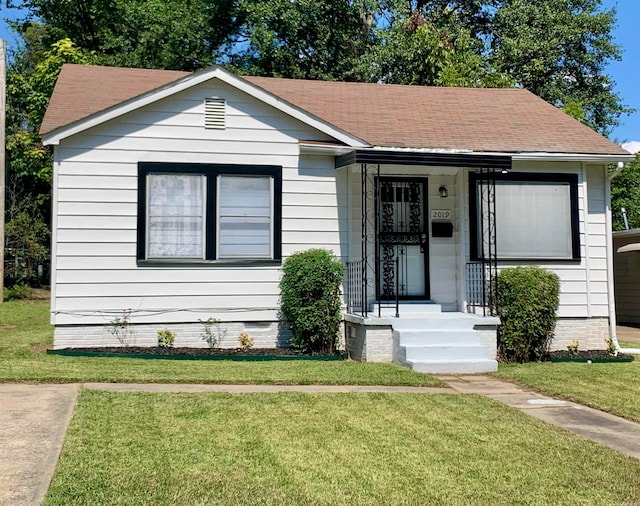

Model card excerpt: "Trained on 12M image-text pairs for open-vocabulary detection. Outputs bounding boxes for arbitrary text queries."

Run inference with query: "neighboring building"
[613,229,640,325]
[40,64,634,373]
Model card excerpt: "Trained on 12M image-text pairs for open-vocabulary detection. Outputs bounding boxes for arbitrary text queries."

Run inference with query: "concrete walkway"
[617,324,640,345]
[2,378,639,505]
[439,375,640,460]
[0,384,79,506]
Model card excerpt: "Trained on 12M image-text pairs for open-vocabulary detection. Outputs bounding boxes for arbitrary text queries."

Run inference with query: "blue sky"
[0,1,637,142]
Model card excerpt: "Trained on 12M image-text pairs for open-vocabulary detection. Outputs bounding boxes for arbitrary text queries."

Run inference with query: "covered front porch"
[338,150,504,373]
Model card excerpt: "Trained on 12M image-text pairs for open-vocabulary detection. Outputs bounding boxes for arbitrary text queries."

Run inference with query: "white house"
[40,64,634,373]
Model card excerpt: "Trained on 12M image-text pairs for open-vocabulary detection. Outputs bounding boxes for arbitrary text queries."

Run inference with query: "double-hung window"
[470,172,580,261]
[137,163,282,264]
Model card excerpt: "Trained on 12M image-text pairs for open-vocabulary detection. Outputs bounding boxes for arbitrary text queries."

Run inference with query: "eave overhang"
[335,149,512,170]
[335,149,634,170]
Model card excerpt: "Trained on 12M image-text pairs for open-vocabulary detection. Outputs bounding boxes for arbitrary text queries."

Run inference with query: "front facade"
[41,64,633,372]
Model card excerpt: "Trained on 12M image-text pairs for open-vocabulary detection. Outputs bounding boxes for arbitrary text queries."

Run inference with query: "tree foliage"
[611,155,640,231]
[490,0,626,136]
[16,0,244,70]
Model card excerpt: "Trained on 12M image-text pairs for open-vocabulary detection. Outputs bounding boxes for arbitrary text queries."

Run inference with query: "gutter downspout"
[606,162,640,354]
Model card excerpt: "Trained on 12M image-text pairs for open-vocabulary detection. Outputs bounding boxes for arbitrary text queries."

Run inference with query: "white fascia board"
[299,143,354,156]
[42,65,369,148]
[511,152,634,163]
[361,147,633,164]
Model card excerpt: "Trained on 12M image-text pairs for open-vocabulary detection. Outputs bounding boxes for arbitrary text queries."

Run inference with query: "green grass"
[45,391,640,506]
[0,299,442,386]
[618,340,639,348]
[497,359,640,422]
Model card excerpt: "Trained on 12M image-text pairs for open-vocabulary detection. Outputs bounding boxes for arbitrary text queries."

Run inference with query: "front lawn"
[45,391,640,506]
[497,359,640,423]
[0,299,441,386]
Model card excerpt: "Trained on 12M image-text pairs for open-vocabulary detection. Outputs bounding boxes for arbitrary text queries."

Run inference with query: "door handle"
[420,233,427,253]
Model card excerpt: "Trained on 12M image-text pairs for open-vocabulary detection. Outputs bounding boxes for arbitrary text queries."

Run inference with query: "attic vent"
[204,98,225,129]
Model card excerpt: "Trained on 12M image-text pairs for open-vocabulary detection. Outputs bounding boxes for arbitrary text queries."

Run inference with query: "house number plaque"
[431,209,452,220]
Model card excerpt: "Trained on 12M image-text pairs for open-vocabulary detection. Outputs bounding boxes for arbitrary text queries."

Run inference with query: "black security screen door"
[377,178,429,300]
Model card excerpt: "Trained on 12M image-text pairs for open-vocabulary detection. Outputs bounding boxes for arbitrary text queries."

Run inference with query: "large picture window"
[470,172,580,261]
[137,163,282,264]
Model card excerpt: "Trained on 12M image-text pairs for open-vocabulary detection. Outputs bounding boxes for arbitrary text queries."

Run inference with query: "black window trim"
[137,162,282,266]
[469,171,581,262]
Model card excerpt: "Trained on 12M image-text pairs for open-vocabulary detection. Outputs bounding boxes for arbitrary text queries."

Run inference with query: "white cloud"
[622,141,640,154]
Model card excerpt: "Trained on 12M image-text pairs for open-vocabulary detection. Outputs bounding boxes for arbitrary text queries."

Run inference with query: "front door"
[377,178,429,300]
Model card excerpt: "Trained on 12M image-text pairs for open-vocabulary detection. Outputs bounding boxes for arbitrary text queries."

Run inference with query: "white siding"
[52,78,343,327]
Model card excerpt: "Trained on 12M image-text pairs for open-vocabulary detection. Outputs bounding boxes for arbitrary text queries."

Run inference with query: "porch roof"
[41,64,630,158]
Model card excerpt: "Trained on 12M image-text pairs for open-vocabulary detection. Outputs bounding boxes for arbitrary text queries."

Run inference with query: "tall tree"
[358,9,512,87]
[5,35,93,284]
[490,0,626,135]
[229,0,374,80]
[612,155,640,231]
[15,0,244,70]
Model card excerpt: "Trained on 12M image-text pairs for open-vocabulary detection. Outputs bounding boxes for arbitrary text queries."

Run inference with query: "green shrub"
[280,249,345,354]
[494,266,560,363]
[3,284,32,301]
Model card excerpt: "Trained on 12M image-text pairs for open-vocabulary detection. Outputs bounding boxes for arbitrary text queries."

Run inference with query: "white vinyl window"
[217,175,273,259]
[473,175,578,260]
[146,174,205,259]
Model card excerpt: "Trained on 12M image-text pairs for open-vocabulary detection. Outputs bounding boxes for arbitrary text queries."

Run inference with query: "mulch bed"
[47,347,347,361]
[546,350,635,363]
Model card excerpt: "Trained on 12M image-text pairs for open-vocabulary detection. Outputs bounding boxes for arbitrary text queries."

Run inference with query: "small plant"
[157,328,176,348]
[199,318,226,349]
[238,332,254,351]
[3,284,32,301]
[567,340,580,357]
[106,309,134,347]
[605,337,618,357]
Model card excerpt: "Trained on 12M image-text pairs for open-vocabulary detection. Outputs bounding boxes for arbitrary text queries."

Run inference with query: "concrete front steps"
[381,303,499,374]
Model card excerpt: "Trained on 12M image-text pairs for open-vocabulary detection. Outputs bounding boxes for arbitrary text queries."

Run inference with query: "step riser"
[374,307,443,317]
[389,319,493,330]
[396,330,480,346]
[404,345,492,361]
[408,360,498,374]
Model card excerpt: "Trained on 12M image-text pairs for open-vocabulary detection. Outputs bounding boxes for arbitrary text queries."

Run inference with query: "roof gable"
[41,64,368,147]
[41,64,630,157]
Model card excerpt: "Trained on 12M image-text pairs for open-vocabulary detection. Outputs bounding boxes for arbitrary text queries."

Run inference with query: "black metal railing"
[466,262,496,316]
[345,260,364,315]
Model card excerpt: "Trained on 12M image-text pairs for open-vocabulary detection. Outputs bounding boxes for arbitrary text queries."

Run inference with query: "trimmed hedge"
[494,266,560,363]
[279,249,345,354]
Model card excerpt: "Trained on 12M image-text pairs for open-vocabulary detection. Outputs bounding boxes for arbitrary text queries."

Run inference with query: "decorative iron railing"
[466,262,496,316]
[345,260,364,315]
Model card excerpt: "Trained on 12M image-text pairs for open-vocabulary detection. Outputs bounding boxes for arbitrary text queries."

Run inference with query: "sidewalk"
[2,377,639,505]
[0,384,79,506]
[439,375,640,460]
